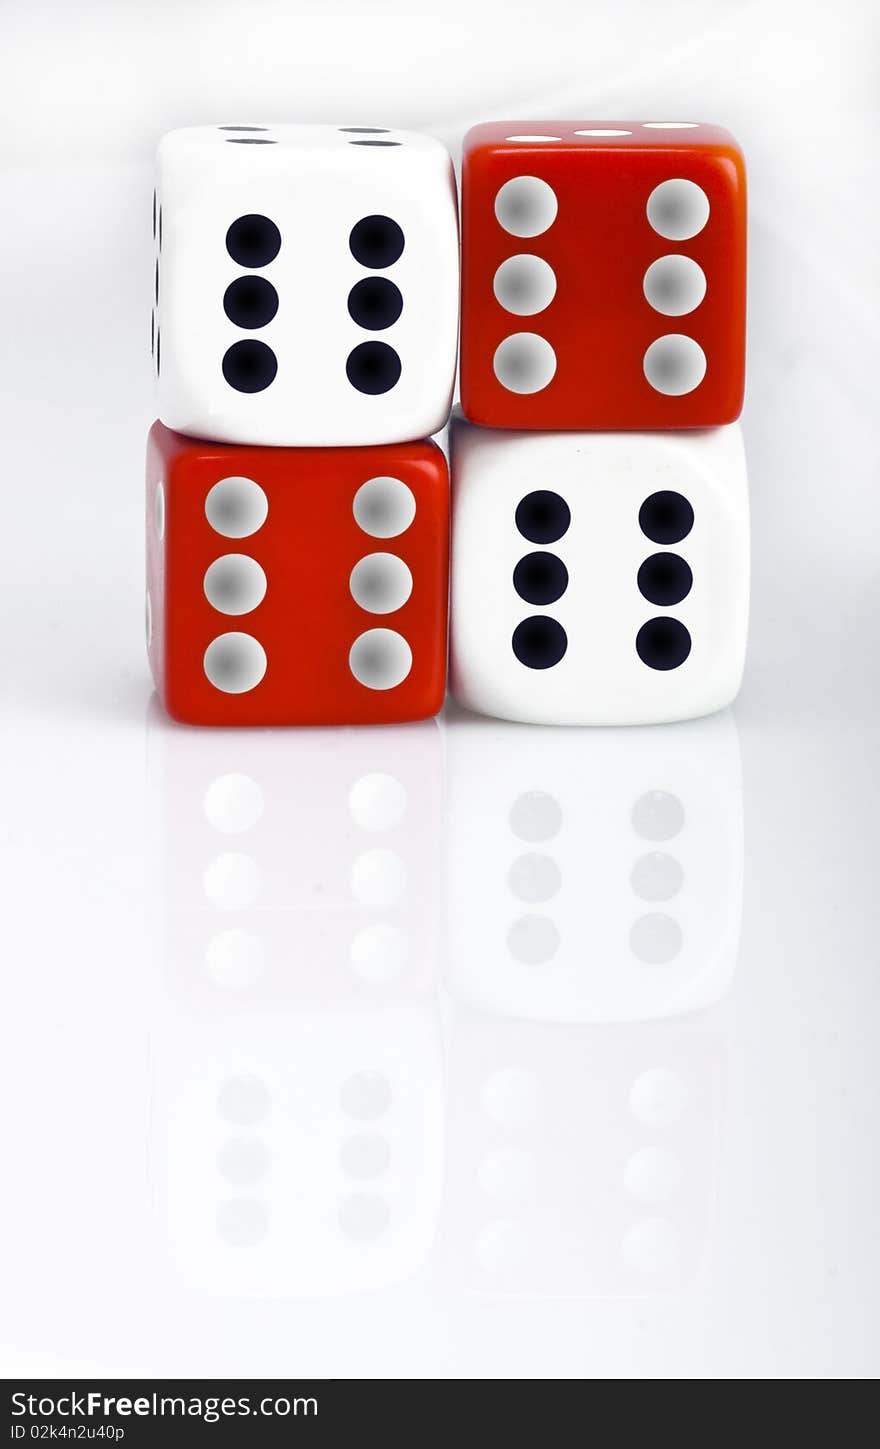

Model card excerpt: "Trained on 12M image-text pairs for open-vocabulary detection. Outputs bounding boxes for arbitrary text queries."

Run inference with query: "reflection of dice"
[152,1006,445,1299]
[146,708,446,1297]
[445,710,742,1022]
[146,423,448,724]
[145,706,443,1010]
[441,1015,725,1298]
[460,121,746,429]
[153,124,458,446]
[450,418,748,725]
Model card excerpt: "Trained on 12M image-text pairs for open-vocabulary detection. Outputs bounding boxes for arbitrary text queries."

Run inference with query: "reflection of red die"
[145,422,448,724]
[460,121,747,430]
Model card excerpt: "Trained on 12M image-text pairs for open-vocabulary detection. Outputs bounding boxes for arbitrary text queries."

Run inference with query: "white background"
[1,0,878,1379]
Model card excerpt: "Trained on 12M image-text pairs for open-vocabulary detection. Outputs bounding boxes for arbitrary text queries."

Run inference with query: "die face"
[445,712,742,1022]
[450,419,749,725]
[460,121,746,429]
[146,423,449,725]
[154,124,459,446]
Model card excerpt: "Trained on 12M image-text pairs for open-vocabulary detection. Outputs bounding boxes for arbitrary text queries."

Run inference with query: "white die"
[153,124,459,446]
[450,419,749,725]
[444,709,742,1022]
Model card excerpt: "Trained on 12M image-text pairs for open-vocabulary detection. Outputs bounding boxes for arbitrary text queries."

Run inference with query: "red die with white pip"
[460,120,747,430]
[145,422,449,725]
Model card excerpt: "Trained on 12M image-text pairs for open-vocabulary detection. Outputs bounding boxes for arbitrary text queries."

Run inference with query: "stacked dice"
[146,124,458,724]
[147,119,748,727]
[452,120,748,724]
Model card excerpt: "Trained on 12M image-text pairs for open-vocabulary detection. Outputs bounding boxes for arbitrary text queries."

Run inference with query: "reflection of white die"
[145,707,443,1010]
[445,709,742,1021]
[450,418,749,724]
[441,1015,724,1299]
[153,1006,444,1298]
[154,125,459,446]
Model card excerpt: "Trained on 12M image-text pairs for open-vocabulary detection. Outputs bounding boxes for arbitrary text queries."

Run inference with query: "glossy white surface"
[1,0,878,1381]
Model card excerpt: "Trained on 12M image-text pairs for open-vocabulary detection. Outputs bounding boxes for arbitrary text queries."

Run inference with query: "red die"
[146,423,449,724]
[460,121,746,430]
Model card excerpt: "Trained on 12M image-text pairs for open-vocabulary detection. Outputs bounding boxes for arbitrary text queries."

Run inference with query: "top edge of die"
[147,418,449,467]
[157,124,452,158]
[463,121,743,152]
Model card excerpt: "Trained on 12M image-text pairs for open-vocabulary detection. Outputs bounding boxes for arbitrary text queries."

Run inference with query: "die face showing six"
[460,121,746,430]
[450,417,749,725]
[146,422,449,725]
[445,711,742,1022]
[153,124,459,446]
